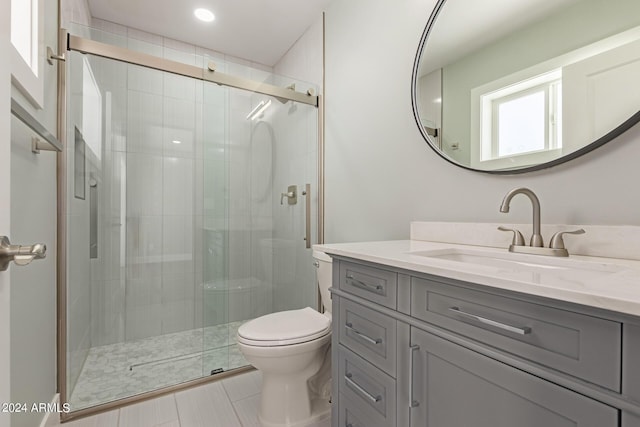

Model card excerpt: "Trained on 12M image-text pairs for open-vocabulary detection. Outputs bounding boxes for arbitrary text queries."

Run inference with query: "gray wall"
[324,0,640,244]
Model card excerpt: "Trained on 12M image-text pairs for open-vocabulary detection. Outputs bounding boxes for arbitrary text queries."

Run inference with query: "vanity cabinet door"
[409,327,618,427]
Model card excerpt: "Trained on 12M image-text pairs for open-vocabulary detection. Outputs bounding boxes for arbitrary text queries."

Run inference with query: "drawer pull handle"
[346,274,383,291]
[345,323,383,345]
[345,372,381,403]
[409,344,420,408]
[449,307,531,335]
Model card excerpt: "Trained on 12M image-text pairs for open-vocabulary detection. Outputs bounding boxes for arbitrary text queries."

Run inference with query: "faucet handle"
[549,229,585,249]
[498,226,526,246]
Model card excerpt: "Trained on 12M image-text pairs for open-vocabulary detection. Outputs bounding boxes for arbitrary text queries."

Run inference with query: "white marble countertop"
[314,240,640,317]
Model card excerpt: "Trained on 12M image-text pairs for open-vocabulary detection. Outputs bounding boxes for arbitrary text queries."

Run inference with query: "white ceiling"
[87,0,332,66]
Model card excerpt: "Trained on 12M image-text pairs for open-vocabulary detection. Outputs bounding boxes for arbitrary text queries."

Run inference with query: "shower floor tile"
[69,320,248,411]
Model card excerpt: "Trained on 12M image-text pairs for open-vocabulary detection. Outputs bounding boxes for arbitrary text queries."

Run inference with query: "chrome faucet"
[498,187,585,257]
[499,187,544,247]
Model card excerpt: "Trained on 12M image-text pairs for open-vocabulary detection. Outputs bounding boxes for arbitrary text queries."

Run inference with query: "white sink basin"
[409,248,626,277]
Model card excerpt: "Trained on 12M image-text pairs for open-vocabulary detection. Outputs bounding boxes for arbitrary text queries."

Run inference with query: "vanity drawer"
[338,345,396,427]
[338,393,385,427]
[339,298,397,377]
[339,261,397,309]
[411,277,621,391]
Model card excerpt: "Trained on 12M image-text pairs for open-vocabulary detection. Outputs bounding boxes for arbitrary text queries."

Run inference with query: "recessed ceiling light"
[194,8,215,22]
[172,140,182,144]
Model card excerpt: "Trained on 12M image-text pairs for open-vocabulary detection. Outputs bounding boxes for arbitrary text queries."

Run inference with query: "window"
[10,0,44,106]
[11,0,38,73]
[481,70,562,162]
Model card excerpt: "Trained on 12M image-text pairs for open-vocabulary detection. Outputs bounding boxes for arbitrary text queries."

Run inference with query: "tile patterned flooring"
[52,370,332,427]
[70,321,248,411]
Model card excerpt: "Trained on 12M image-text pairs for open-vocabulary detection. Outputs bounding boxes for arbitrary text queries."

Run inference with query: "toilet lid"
[237,307,331,346]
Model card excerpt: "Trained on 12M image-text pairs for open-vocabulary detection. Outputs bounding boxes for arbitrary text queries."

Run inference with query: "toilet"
[237,250,333,427]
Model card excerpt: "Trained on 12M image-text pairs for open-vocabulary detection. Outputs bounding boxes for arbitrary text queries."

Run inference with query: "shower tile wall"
[84,58,201,344]
[66,22,281,352]
[73,18,281,342]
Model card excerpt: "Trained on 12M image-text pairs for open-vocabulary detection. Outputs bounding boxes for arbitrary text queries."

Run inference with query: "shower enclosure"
[60,27,321,415]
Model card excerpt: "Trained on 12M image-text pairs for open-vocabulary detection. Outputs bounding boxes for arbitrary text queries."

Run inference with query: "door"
[0,23,11,427]
[409,327,618,427]
[2,0,60,426]
[563,38,640,152]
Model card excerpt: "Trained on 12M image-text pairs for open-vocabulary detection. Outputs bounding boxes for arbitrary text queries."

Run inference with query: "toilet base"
[258,397,331,427]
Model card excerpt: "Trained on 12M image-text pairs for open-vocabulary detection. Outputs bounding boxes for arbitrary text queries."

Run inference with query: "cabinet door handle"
[345,322,383,345]
[345,372,381,403]
[448,307,532,335]
[346,274,383,291]
[409,344,420,408]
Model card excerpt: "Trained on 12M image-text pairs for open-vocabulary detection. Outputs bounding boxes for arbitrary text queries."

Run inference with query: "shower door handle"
[0,236,47,271]
[303,183,311,249]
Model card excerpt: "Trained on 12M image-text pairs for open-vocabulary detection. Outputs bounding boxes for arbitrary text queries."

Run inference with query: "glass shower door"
[201,77,319,376]
[65,50,211,410]
[63,30,320,412]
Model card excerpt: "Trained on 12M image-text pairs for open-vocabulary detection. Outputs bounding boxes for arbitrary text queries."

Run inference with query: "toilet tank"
[312,250,333,315]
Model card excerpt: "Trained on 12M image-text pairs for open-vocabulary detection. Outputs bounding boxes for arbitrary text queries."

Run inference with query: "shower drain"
[128,345,232,371]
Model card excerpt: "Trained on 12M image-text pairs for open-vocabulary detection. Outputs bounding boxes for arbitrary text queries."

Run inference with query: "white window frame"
[10,0,45,108]
[471,70,562,170]
[489,74,561,159]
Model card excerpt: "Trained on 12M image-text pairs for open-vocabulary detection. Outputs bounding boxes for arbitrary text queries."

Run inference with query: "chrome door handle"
[409,344,420,408]
[345,372,381,403]
[345,322,382,345]
[448,307,531,335]
[346,275,383,291]
[0,236,47,271]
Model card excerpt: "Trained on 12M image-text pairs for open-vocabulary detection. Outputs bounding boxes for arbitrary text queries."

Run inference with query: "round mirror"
[412,0,640,173]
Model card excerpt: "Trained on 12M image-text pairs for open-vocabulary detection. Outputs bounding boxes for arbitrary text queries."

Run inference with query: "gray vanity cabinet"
[408,327,618,427]
[330,257,640,427]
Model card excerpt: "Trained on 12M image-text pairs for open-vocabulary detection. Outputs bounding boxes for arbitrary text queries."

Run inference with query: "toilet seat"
[237,307,331,347]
